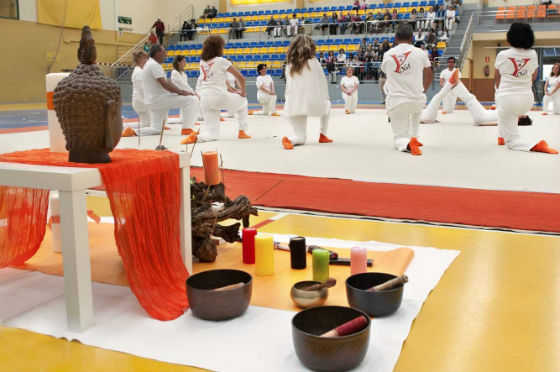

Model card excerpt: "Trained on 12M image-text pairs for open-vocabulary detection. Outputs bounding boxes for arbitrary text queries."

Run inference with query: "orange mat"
[189,167,560,233]
[17,223,414,312]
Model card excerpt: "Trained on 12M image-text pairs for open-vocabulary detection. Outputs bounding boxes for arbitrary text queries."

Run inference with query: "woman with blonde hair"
[542,62,560,115]
[183,35,251,143]
[122,51,151,136]
[282,34,333,149]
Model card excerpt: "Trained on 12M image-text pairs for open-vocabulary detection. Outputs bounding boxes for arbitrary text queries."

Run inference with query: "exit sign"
[118,16,132,25]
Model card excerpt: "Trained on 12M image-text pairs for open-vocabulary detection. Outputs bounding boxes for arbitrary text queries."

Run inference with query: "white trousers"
[454,82,497,124]
[445,17,455,31]
[286,104,331,146]
[426,19,435,30]
[421,82,452,123]
[199,92,248,142]
[342,92,358,113]
[139,94,198,136]
[388,102,424,152]
[254,92,277,115]
[442,90,457,113]
[132,97,150,129]
[543,91,560,114]
[496,94,537,151]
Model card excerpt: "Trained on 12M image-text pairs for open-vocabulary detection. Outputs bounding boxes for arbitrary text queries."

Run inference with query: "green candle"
[312,248,330,282]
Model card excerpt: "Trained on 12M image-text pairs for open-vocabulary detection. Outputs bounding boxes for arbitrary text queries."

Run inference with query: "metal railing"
[458,11,475,70]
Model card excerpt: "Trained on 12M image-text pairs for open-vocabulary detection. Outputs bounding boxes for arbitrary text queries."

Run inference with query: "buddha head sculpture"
[53,26,122,163]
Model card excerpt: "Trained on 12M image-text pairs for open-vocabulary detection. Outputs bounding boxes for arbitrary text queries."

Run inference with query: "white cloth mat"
[0,238,458,372]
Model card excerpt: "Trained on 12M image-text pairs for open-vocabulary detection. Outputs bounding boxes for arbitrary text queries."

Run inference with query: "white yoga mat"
[0,239,458,372]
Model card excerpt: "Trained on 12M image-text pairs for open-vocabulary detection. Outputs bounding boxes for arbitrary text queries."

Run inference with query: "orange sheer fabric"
[0,149,189,320]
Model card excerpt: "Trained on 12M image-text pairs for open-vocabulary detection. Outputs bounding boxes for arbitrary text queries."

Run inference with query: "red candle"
[242,228,257,264]
[202,150,221,185]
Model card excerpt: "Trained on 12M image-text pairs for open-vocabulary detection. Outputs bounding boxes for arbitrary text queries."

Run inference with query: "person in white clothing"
[282,34,333,149]
[170,55,201,133]
[289,14,299,37]
[183,35,251,143]
[251,64,280,116]
[542,62,560,115]
[495,23,557,153]
[445,6,456,31]
[439,57,459,113]
[426,8,436,31]
[123,44,198,137]
[381,24,433,155]
[123,51,150,135]
[340,67,359,114]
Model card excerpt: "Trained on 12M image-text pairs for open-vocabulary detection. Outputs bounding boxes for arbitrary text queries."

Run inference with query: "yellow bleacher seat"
[250,47,259,53]
[436,41,446,48]
[258,47,267,53]
[358,9,366,15]
[238,62,247,68]
[319,45,328,52]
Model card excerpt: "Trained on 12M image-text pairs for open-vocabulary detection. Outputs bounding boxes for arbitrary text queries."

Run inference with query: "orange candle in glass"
[202,150,221,185]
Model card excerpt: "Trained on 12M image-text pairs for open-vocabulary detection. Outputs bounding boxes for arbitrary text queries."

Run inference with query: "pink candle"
[242,228,257,264]
[351,247,367,275]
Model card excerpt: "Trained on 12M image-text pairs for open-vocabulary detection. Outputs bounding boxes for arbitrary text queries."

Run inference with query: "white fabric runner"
[0,238,458,372]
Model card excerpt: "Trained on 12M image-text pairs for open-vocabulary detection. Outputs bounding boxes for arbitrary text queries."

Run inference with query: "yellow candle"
[255,234,274,276]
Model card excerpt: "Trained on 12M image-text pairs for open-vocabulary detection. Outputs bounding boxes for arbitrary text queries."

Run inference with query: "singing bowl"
[292,306,370,372]
[186,269,252,321]
[291,280,329,309]
[346,272,404,317]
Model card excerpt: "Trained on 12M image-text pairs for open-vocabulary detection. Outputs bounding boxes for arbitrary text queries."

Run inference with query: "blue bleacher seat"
[420,0,427,5]
[241,70,248,76]
[369,4,377,9]
[250,11,257,15]
[274,40,282,46]
[272,10,279,14]
[246,55,254,61]
[326,39,334,44]
[265,10,272,15]
[168,45,176,51]
[411,1,418,5]
[250,41,258,47]
[282,40,290,46]
[257,10,264,15]
[262,54,270,60]
[165,57,172,63]
[395,2,402,7]
[387,3,394,7]
[317,39,326,45]
[403,2,410,6]
[248,70,257,77]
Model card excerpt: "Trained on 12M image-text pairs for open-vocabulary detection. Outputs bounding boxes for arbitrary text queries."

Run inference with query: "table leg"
[180,166,193,274]
[58,190,93,332]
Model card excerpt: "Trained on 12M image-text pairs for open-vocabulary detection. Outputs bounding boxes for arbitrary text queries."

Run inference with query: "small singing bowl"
[186,269,252,321]
[346,272,404,317]
[291,281,329,309]
[292,306,371,372]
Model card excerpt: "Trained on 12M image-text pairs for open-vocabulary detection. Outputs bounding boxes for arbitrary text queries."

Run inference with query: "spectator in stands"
[123,44,198,137]
[429,46,439,71]
[351,10,364,34]
[152,18,165,45]
[281,34,333,150]
[542,62,560,115]
[326,50,338,83]
[337,48,347,68]
[330,12,339,34]
[417,8,426,30]
[209,6,218,19]
[237,18,245,38]
[339,13,350,34]
[353,0,361,11]
[381,39,391,54]
[438,28,449,43]
[351,52,363,79]
[289,13,300,37]
[426,30,436,47]
[183,35,251,144]
[495,23,557,153]
[180,21,189,42]
[382,10,391,33]
[318,52,327,66]
[436,4,446,20]
[282,15,291,36]
[230,18,240,39]
[359,38,368,54]
[346,53,355,68]
[187,19,198,41]
[149,30,158,45]
[409,8,418,31]
[416,30,425,44]
[143,42,150,54]
[426,7,436,31]
[445,6,456,31]
[381,24,432,155]
[267,16,281,37]
[341,67,360,114]
[391,9,400,31]
[201,6,211,20]
[319,13,330,35]
[299,16,312,34]
[366,12,377,33]
[251,64,280,116]
[361,0,368,9]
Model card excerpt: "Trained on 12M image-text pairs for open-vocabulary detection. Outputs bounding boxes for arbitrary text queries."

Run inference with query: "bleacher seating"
[164,34,446,78]
[495,5,559,23]
[196,1,446,35]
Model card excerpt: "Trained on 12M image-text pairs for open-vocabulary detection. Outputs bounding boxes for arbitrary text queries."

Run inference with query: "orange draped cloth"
[0,149,189,321]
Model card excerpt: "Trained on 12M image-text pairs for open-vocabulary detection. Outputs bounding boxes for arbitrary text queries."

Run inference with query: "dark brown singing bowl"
[186,269,252,321]
[292,306,370,372]
[346,272,404,317]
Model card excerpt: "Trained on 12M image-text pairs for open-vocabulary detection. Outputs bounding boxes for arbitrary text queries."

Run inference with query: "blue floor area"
[0,110,48,129]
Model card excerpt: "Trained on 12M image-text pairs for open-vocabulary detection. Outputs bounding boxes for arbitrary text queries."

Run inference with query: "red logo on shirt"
[391,51,412,73]
[201,62,215,81]
[508,58,531,77]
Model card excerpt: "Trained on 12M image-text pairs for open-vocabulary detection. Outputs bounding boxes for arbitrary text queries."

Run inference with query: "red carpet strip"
[190,167,560,233]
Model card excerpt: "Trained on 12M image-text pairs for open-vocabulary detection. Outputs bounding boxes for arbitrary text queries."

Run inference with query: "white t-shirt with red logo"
[198,56,232,96]
[495,47,538,97]
[440,68,461,84]
[381,43,431,110]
